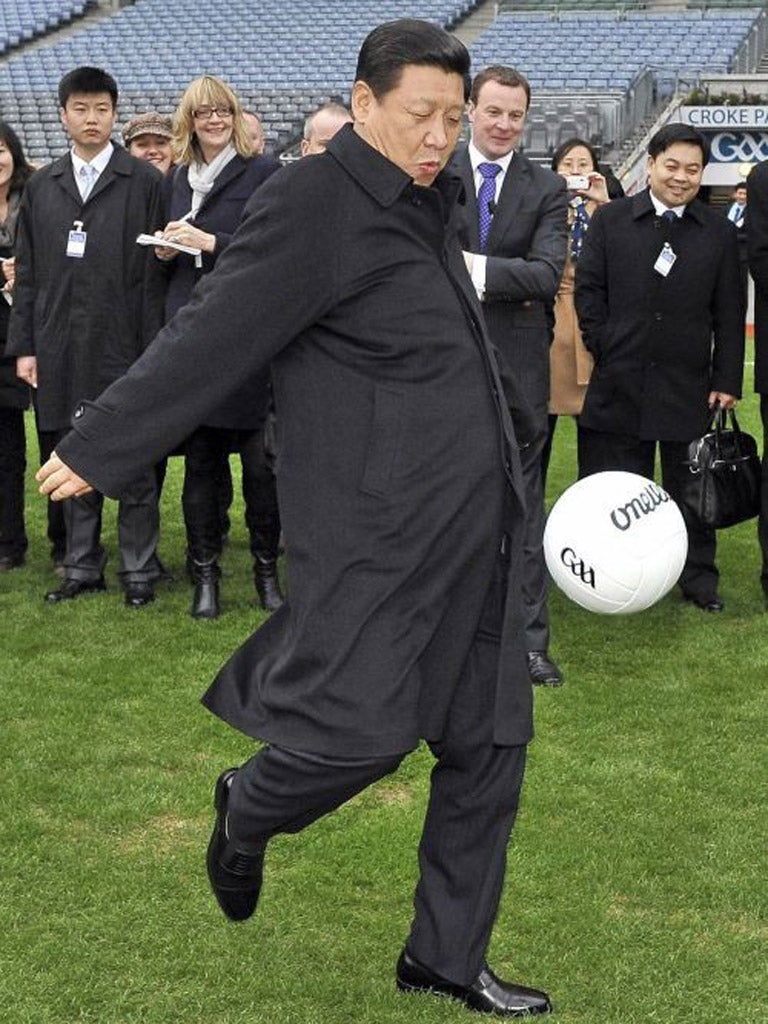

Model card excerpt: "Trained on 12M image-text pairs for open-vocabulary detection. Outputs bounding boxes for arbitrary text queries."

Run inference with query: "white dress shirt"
[71,142,114,202]
[467,141,515,300]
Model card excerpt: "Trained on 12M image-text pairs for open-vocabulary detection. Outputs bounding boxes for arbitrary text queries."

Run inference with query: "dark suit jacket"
[747,160,768,394]
[56,125,533,757]
[575,189,745,442]
[7,146,166,430]
[162,152,280,429]
[450,147,568,413]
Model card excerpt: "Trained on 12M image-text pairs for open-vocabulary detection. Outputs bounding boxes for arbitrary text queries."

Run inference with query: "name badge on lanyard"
[66,220,87,259]
[654,242,676,278]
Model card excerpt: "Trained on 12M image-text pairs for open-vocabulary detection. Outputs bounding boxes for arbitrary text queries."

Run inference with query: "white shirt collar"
[71,141,114,180]
[649,189,686,219]
[468,140,514,181]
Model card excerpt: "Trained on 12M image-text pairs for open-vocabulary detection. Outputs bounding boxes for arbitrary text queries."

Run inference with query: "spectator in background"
[543,138,611,486]
[746,162,768,602]
[451,65,568,687]
[242,110,265,155]
[300,102,351,156]
[123,111,174,175]
[0,121,34,571]
[9,66,166,607]
[156,75,282,619]
[575,123,745,613]
[725,182,748,298]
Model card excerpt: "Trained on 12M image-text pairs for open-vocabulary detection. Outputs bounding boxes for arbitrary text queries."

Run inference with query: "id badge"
[66,221,87,259]
[654,242,676,278]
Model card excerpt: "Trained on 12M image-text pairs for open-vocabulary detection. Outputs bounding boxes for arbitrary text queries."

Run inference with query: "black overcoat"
[575,189,745,442]
[7,146,166,430]
[56,126,533,758]
[162,153,280,429]
[0,240,29,412]
[747,159,768,395]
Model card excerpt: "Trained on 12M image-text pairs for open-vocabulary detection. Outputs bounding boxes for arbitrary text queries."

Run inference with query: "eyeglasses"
[193,106,234,121]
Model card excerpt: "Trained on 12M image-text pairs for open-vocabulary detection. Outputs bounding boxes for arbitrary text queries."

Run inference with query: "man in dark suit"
[10,66,165,607]
[37,21,552,1018]
[746,162,768,601]
[725,182,748,298]
[575,123,745,612]
[451,66,568,687]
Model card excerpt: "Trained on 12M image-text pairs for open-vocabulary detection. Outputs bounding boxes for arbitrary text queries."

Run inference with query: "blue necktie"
[477,162,501,252]
[569,197,591,262]
[661,209,676,222]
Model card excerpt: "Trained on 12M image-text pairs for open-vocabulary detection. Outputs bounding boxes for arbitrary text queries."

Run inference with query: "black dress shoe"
[0,553,25,571]
[124,581,155,608]
[526,650,563,687]
[396,949,552,1017]
[45,577,106,603]
[206,768,266,922]
[683,592,725,613]
[253,556,284,612]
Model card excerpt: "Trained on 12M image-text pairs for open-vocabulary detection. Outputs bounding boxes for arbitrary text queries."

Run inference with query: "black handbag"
[681,406,762,529]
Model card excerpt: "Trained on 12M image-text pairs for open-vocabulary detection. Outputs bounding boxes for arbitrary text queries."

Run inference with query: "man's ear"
[467,101,476,126]
[351,80,374,124]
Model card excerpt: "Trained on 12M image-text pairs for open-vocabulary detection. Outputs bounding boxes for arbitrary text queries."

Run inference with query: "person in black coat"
[37,21,552,1017]
[0,122,34,571]
[746,161,768,600]
[450,65,568,687]
[575,123,746,612]
[155,75,282,619]
[8,67,166,607]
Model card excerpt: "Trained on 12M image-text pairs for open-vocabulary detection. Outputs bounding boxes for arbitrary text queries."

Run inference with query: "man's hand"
[708,391,738,411]
[37,452,93,500]
[16,355,37,388]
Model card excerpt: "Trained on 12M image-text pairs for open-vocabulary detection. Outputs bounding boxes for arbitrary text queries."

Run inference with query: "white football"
[544,471,688,614]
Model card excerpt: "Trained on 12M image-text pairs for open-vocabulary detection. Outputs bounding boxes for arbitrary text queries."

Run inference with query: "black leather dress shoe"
[396,949,552,1017]
[206,768,266,922]
[684,593,725,613]
[124,582,155,608]
[45,577,106,603]
[526,650,563,687]
[253,556,284,613]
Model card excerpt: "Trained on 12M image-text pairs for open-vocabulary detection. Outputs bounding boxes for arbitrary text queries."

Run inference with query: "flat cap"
[122,111,173,144]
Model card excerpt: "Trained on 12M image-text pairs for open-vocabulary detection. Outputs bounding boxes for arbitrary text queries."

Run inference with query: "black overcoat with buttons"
[55,125,533,758]
[746,158,768,395]
[574,188,745,442]
[7,146,166,431]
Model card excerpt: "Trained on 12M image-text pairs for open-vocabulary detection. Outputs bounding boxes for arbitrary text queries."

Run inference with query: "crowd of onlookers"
[0,66,351,620]
[1,58,765,666]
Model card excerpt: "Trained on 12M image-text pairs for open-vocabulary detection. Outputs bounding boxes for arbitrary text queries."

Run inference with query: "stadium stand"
[0,1,95,56]
[0,0,762,163]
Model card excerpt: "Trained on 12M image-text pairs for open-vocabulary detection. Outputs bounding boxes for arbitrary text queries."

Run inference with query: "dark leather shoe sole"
[206,768,265,922]
[683,593,724,613]
[45,578,107,603]
[396,949,552,1017]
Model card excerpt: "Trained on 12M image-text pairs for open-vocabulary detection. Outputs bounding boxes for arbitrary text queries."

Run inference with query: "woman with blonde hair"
[156,75,282,619]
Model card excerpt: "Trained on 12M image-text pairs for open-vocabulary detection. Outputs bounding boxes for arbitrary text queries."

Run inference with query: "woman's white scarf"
[187,142,237,215]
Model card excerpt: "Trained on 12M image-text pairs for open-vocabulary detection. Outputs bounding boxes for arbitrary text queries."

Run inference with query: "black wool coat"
[575,189,745,442]
[7,146,166,430]
[747,159,768,394]
[0,239,29,412]
[56,125,533,758]
[162,153,280,430]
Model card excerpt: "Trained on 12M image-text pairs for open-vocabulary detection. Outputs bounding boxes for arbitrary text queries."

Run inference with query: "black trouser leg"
[519,410,550,651]
[239,427,281,561]
[226,745,404,849]
[63,489,106,582]
[578,427,718,599]
[0,406,27,559]
[182,426,229,563]
[540,413,558,492]
[116,469,160,585]
[36,425,66,564]
[759,395,768,594]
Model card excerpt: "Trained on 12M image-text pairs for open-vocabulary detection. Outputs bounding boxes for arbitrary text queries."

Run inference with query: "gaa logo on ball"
[544,471,688,614]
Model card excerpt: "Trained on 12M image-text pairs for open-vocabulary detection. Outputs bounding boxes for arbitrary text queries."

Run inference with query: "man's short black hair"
[355,18,471,102]
[647,123,709,165]
[58,66,118,109]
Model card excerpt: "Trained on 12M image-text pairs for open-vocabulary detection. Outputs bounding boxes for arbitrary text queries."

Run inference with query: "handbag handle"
[710,403,745,459]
